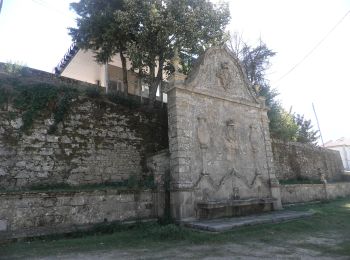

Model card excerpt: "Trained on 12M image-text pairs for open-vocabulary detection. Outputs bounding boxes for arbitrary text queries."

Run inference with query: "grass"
[279,178,323,185]
[1,198,350,259]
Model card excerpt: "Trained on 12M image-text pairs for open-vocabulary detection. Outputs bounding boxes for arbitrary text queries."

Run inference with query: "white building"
[55,44,166,101]
[325,137,350,171]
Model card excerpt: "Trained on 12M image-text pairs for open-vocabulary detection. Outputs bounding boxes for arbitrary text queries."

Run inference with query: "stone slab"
[183,210,314,232]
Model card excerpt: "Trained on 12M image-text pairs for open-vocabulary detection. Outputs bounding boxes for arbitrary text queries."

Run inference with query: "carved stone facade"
[166,47,282,220]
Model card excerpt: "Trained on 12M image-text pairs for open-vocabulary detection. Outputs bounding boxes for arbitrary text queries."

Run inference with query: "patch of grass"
[330,240,350,256]
[279,178,323,185]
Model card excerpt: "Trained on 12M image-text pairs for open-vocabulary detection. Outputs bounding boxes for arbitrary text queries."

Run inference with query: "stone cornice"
[166,84,268,111]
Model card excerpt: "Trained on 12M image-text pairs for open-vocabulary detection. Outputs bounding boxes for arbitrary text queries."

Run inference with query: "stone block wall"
[0,96,168,190]
[280,182,350,204]
[0,62,97,89]
[0,189,157,239]
[272,140,344,181]
[146,150,170,189]
[146,150,170,217]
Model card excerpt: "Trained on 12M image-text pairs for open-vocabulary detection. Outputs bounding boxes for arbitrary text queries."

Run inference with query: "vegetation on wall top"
[0,77,78,133]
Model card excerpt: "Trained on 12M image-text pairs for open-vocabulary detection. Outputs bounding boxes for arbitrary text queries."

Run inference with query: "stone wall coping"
[0,189,154,198]
[166,84,267,111]
[281,184,325,188]
[272,139,339,154]
[281,182,350,188]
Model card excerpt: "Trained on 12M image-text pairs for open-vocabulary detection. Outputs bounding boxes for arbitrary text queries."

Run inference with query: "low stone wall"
[280,182,350,204]
[0,189,159,240]
[272,140,344,181]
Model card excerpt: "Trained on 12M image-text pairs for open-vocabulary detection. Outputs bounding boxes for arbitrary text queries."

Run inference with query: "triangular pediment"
[185,46,259,104]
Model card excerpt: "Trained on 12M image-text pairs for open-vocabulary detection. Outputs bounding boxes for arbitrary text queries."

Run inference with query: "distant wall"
[0,189,158,240]
[326,145,350,171]
[108,64,140,95]
[0,62,98,88]
[272,140,344,181]
[0,81,168,190]
[280,182,350,204]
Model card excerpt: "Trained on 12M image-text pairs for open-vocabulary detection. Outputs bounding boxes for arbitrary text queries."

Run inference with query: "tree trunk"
[148,57,164,108]
[120,51,128,96]
[148,64,157,107]
[148,81,158,107]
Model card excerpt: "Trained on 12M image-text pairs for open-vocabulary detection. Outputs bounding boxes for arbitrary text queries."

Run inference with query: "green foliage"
[269,108,299,142]
[70,0,130,64]
[0,80,78,132]
[279,177,323,185]
[107,92,141,109]
[70,0,230,106]
[228,35,319,144]
[84,86,102,99]
[3,60,28,76]
[0,86,8,108]
[294,114,319,144]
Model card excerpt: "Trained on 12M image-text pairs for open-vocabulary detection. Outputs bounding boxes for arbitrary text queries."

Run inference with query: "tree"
[294,114,319,144]
[228,34,318,144]
[70,0,230,106]
[70,0,138,93]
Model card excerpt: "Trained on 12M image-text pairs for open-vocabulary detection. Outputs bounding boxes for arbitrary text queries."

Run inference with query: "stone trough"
[197,197,276,219]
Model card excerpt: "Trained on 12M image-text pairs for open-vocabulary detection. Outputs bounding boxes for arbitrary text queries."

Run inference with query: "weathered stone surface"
[146,150,170,189]
[272,140,344,181]
[0,190,158,239]
[280,182,350,204]
[166,47,282,220]
[0,97,168,190]
[183,210,314,232]
[0,220,7,231]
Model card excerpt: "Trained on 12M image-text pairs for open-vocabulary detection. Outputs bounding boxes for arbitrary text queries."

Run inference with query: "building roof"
[54,43,79,75]
[324,137,350,147]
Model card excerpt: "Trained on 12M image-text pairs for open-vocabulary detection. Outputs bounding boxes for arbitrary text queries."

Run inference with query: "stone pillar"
[166,77,196,220]
[260,106,282,210]
[101,63,109,94]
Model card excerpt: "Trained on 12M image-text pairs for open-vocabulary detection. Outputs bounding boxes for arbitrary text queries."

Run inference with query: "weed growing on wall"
[0,78,78,132]
[85,86,101,99]
[3,61,29,76]
[107,92,141,109]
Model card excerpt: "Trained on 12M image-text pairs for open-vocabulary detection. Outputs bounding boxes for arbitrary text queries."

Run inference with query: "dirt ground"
[22,235,347,260]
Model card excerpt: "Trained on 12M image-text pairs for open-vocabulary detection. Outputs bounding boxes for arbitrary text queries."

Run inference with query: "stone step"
[183,210,314,232]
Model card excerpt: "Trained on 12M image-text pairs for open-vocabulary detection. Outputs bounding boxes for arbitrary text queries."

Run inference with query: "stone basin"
[196,197,277,219]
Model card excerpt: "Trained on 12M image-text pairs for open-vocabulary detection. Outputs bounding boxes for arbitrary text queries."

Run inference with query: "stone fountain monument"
[166,46,282,220]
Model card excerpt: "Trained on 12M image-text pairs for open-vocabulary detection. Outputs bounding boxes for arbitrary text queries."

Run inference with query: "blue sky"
[0,0,349,143]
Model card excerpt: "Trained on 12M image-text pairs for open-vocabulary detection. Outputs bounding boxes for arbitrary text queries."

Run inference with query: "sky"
[0,0,349,143]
